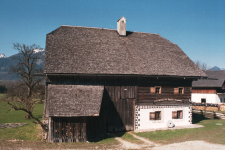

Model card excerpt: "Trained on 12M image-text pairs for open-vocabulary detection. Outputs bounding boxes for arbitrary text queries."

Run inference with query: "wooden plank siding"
[137,78,192,105]
[46,75,192,142]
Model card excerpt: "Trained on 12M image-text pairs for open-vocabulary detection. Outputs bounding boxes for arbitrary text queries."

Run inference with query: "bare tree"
[1,43,47,131]
[195,60,211,71]
[34,83,45,104]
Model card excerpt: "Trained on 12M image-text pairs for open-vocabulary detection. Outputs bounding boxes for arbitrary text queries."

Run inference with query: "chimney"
[117,16,127,36]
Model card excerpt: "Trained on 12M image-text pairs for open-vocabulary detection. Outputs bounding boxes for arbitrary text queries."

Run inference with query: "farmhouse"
[43,17,206,142]
[192,70,225,104]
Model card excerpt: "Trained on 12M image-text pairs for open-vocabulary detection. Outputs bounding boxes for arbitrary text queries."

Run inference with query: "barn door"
[106,99,135,132]
[51,117,86,143]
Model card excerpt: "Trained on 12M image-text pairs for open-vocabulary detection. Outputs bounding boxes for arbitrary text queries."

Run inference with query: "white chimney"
[117,16,127,36]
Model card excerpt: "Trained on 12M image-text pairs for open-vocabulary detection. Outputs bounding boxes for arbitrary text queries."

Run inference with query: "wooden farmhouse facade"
[43,17,206,142]
[192,70,225,104]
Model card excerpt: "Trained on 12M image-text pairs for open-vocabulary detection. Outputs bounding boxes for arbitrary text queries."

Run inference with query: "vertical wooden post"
[59,117,62,143]
[71,118,74,142]
[83,117,87,142]
[68,118,71,143]
[75,118,79,142]
[48,117,53,142]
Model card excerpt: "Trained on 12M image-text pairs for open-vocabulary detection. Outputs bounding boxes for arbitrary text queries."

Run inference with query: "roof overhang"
[48,85,104,117]
[44,73,205,80]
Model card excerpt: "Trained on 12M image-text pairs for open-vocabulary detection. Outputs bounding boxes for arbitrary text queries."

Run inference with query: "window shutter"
[150,87,155,94]
[172,111,177,119]
[150,112,155,120]
[174,88,179,94]
[179,111,183,119]
[158,112,161,120]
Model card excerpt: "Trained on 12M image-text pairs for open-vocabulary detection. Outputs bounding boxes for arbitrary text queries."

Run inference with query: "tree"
[1,43,47,131]
[195,60,211,71]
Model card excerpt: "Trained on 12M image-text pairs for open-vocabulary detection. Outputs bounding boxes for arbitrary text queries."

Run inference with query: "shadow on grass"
[192,114,211,124]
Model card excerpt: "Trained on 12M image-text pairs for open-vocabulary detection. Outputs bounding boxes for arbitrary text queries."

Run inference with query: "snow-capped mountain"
[33,48,45,53]
[0,53,7,58]
[209,66,225,71]
[0,49,45,80]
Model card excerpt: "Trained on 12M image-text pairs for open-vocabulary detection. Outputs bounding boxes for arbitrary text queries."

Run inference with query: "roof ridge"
[60,25,159,35]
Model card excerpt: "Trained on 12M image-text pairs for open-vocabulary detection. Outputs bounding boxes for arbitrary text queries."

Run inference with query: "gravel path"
[115,133,225,150]
[152,140,225,150]
[114,137,142,149]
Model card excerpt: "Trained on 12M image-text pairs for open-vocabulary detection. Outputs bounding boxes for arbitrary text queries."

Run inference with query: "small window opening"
[150,111,161,120]
[156,87,160,93]
[172,110,183,119]
[179,88,184,94]
[150,86,161,94]
[201,98,206,104]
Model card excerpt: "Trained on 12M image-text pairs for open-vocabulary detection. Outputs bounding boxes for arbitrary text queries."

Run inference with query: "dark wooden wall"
[46,75,193,142]
[137,78,192,105]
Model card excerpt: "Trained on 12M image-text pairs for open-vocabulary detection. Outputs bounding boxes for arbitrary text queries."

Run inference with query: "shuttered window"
[172,110,183,119]
[149,111,161,120]
[174,87,184,94]
[150,87,156,94]
[150,112,155,120]
[174,88,179,94]
[150,87,161,94]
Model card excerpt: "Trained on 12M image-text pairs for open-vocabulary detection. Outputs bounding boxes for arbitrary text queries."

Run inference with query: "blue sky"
[1,0,225,68]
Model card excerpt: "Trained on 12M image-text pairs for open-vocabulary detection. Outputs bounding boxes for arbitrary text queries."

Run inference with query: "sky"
[0,0,225,69]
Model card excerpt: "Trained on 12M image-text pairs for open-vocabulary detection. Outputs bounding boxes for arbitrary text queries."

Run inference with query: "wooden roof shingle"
[44,26,206,77]
[48,85,104,117]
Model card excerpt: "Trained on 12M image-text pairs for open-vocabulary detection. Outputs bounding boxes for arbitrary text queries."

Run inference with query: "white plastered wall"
[135,105,192,130]
[191,93,221,103]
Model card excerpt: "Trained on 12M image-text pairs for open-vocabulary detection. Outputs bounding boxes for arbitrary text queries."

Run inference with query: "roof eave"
[44,73,206,79]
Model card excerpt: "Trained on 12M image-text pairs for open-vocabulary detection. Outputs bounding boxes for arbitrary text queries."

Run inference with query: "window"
[150,86,161,94]
[150,111,161,120]
[156,87,160,93]
[179,88,184,94]
[172,110,183,119]
[201,98,206,104]
[174,87,184,94]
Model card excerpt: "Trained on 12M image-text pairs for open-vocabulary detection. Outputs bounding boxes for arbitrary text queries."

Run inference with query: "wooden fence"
[193,109,225,119]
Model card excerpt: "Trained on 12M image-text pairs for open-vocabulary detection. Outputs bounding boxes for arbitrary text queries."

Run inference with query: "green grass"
[0,99,118,149]
[135,117,225,145]
[0,101,44,140]
[0,94,6,98]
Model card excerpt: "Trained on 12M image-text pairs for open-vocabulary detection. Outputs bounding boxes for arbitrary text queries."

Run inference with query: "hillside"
[0,50,45,81]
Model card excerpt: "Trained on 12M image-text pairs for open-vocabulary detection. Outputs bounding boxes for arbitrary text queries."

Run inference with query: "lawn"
[0,100,44,140]
[1,92,225,148]
[135,117,225,145]
[0,95,119,149]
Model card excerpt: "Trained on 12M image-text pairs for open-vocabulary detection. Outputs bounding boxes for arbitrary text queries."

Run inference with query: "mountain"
[0,49,45,81]
[0,53,7,58]
[209,66,225,71]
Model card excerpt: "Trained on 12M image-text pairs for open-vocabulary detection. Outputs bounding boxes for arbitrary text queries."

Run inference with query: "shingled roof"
[44,26,206,77]
[48,85,104,117]
[192,70,225,87]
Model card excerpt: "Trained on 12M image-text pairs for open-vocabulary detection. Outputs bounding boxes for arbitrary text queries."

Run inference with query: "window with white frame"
[149,111,161,120]
[172,110,183,119]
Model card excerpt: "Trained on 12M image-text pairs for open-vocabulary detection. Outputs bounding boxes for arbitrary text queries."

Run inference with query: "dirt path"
[114,132,157,149]
[114,137,142,149]
[151,140,225,150]
[115,133,225,150]
[128,132,160,147]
